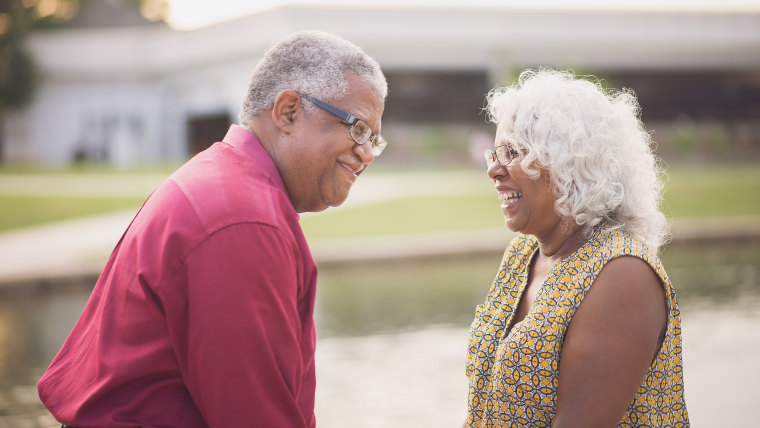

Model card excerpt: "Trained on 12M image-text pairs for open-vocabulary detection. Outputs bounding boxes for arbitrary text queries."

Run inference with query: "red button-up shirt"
[38,125,318,427]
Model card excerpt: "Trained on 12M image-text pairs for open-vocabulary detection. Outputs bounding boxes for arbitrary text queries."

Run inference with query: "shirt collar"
[222,124,287,195]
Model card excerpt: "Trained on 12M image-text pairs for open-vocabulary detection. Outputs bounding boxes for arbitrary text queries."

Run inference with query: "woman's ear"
[271,90,302,133]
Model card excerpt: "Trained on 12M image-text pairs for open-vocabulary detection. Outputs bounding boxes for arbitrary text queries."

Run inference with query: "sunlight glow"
[165,0,760,30]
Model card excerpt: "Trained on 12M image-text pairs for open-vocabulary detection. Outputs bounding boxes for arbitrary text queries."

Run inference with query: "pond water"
[0,241,758,427]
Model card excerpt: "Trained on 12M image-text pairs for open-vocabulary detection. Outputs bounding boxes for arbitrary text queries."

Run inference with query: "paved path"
[2,169,759,285]
[0,170,497,285]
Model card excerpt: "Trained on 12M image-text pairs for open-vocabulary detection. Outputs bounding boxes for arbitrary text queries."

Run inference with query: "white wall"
[4,6,759,165]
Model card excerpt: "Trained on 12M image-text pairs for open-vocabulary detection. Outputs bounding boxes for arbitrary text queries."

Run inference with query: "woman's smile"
[496,186,522,213]
[498,190,522,207]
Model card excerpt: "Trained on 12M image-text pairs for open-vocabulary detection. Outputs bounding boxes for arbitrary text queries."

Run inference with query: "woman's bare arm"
[552,256,667,428]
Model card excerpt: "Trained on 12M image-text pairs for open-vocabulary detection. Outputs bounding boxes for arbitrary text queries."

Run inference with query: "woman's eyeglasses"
[485,144,521,168]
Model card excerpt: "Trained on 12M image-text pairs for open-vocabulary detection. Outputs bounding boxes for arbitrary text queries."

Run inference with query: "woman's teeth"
[499,191,522,203]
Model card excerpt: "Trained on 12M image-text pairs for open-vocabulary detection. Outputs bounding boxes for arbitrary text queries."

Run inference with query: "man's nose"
[354,141,375,164]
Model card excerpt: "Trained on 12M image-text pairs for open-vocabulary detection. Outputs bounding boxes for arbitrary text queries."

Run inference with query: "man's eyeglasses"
[298,93,387,157]
[485,144,521,168]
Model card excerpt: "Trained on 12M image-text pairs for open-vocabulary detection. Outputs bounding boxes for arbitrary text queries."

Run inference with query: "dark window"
[605,71,760,121]
[383,71,490,124]
[187,113,231,155]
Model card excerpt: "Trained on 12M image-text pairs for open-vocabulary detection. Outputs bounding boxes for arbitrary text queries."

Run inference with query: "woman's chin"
[503,215,528,234]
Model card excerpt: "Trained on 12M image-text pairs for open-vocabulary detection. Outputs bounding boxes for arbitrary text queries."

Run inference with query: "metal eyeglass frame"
[484,144,521,168]
[298,93,387,156]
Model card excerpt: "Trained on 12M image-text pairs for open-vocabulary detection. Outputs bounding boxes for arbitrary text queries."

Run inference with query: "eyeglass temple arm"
[298,93,357,124]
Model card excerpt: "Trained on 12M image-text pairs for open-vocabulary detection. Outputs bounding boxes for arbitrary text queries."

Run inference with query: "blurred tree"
[0,0,166,161]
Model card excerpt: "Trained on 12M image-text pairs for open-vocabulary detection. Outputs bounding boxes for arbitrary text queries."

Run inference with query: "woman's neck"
[536,223,586,263]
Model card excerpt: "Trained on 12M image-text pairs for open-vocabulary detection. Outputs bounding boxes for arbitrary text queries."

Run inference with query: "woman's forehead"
[495,127,519,145]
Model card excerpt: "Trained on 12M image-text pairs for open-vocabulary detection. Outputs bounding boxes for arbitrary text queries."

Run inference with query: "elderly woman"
[465,69,689,427]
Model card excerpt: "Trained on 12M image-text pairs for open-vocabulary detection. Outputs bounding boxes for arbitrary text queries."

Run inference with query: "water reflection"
[315,255,499,337]
[316,240,760,336]
[0,241,758,426]
[0,286,90,427]
[662,241,760,301]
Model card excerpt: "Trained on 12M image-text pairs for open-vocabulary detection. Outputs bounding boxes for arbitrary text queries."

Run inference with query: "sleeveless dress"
[465,226,689,427]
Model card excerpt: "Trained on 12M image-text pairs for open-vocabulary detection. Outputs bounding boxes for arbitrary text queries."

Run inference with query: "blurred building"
[3,3,759,166]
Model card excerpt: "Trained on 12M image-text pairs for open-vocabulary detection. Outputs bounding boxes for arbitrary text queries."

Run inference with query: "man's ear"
[271,90,302,133]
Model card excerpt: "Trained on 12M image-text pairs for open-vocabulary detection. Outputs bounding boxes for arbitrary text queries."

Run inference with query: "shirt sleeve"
[162,222,311,428]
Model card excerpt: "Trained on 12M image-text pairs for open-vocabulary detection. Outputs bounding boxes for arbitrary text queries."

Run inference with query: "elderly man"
[38,31,387,428]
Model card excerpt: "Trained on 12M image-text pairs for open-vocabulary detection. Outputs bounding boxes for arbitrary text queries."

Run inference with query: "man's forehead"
[346,84,384,130]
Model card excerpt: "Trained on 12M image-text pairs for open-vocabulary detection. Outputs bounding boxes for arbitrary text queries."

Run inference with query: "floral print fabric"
[465,226,689,427]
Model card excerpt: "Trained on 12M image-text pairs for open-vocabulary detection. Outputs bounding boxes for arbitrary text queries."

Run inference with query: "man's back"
[38,129,318,427]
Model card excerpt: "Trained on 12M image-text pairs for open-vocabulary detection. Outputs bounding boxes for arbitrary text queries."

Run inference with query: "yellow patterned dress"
[465,226,689,427]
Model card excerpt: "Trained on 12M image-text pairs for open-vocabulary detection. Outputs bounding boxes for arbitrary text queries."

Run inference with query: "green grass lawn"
[661,164,760,218]
[300,163,760,239]
[300,193,505,239]
[0,166,169,233]
[0,195,147,233]
[1,163,758,235]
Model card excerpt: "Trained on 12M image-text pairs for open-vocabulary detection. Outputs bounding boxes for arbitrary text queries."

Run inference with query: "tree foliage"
[0,0,164,111]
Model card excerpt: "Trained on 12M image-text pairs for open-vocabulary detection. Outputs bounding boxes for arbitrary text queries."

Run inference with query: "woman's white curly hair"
[238,31,387,127]
[486,68,669,250]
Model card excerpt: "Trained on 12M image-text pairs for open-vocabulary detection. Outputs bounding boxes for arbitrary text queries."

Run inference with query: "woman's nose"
[487,160,507,179]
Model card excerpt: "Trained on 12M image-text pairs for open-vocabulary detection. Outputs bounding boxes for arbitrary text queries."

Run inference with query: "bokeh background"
[0,0,759,426]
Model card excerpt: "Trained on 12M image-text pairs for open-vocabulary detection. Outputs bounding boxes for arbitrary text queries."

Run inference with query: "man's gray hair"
[238,31,387,127]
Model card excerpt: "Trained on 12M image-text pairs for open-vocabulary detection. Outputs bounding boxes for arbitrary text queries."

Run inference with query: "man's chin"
[297,196,348,214]
[326,188,353,209]
[326,196,349,210]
